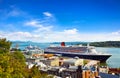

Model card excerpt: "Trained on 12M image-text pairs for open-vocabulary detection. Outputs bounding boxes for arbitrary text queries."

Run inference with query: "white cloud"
[0,5,26,18]
[63,28,78,34]
[1,29,120,42]
[0,7,120,42]
[23,11,57,36]
[25,20,41,27]
[43,12,53,17]
[111,30,120,35]
[0,31,42,41]
[24,20,53,32]
[7,9,20,16]
[6,6,23,17]
[45,30,120,42]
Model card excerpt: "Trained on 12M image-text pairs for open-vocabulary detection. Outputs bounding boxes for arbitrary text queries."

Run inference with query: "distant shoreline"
[96,47,120,48]
[11,41,120,48]
[90,41,120,48]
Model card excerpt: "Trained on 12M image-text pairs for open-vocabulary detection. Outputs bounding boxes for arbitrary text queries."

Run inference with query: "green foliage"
[83,60,88,65]
[0,38,53,78]
[0,38,11,54]
[0,53,27,78]
[28,65,52,78]
[11,51,26,64]
[99,62,108,66]
[0,38,27,78]
[29,65,41,78]
[90,41,120,47]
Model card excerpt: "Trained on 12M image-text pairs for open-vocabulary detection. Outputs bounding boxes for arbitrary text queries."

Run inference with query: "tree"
[0,38,27,78]
[0,38,53,78]
[0,38,11,54]
[10,51,26,64]
[29,65,41,78]
[0,52,28,78]
[28,65,51,78]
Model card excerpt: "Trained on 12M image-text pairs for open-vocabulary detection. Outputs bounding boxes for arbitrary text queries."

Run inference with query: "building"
[42,66,83,78]
[99,66,109,73]
[82,70,99,78]
[61,66,82,78]
[26,58,40,64]
[40,58,59,66]
[99,72,119,78]
[62,58,84,66]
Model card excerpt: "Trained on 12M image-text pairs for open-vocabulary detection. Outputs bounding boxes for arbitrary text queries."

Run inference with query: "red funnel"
[61,42,65,47]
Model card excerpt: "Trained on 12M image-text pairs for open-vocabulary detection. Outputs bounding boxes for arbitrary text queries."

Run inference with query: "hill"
[90,41,120,47]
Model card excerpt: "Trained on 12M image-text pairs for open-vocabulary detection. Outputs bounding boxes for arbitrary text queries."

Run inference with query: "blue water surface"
[96,47,120,68]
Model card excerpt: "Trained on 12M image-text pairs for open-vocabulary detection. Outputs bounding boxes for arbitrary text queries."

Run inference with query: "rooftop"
[99,73,119,78]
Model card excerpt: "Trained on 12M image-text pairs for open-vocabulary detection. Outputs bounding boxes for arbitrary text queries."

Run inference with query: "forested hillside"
[90,41,120,47]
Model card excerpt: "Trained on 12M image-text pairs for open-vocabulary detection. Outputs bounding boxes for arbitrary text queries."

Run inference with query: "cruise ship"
[24,45,44,55]
[44,42,111,62]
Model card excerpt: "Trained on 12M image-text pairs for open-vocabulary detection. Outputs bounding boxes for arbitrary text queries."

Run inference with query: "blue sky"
[0,0,120,42]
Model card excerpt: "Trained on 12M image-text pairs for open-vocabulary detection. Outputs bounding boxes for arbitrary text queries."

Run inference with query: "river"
[12,42,120,68]
[96,47,120,68]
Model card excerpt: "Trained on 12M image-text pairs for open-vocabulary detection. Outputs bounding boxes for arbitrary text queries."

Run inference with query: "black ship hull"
[44,51,111,62]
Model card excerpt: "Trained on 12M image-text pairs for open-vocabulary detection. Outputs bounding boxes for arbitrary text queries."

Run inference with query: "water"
[96,47,120,68]
[12,42,120,68]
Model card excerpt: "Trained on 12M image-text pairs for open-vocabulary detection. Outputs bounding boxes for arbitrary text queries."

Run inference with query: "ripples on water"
[96,47,120,68]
